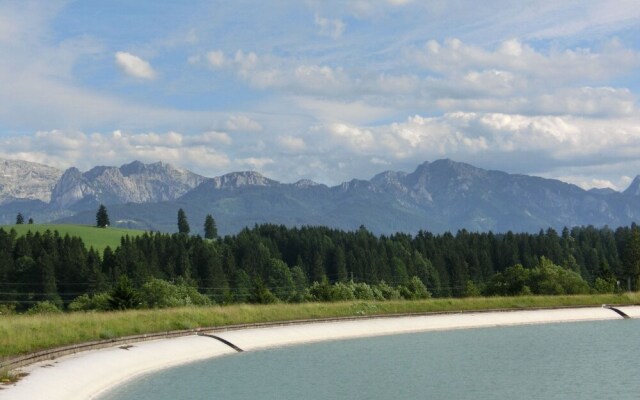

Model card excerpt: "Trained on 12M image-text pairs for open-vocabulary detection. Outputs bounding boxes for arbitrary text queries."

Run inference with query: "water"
[100,320,640,400]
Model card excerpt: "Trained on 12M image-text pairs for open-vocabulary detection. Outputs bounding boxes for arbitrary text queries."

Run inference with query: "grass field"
[0,224,146,254]
[1,293,638,359]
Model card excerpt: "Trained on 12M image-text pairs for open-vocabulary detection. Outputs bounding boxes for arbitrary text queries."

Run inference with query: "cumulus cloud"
[115,51,156,79]
[191,131,232,145]
[224,115,263,131]
[314,14,346,39]
[310,112,640,179]
[0,129,231,175]
[412,38,640,84]
[206,50,226,68]
[278,135,306,151]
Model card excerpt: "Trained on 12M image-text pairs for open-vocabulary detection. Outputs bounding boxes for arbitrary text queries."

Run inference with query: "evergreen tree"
[204,214,218,239]
[28,218,34,224]
[622,227,640,290]
[16,213,24,224]
[96,204,110,228]
[177,208,190,234]
[108,276,140,310]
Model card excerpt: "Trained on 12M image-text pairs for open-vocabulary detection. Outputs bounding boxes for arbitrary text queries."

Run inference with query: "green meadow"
[0,224,146,254]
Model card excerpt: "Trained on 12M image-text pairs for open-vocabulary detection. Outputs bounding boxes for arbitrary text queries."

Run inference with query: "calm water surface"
[100,320,640,400]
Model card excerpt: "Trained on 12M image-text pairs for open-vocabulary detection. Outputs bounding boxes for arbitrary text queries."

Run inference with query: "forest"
[1,223,639,312]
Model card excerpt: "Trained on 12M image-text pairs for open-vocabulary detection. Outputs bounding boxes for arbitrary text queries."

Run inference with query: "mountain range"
[1,157,639,235]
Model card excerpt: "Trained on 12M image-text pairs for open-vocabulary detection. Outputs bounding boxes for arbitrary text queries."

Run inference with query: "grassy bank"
[0,224,145,254]
[1,293,638,359]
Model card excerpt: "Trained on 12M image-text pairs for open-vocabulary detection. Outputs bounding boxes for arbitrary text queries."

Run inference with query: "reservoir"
[100,319,640,400]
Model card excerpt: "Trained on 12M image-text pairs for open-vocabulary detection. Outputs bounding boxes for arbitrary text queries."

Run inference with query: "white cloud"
[206,50,226,68]
[0,129,231,175]
[278,135,306,151]
[115,51,156,79]
[412,38,640,84]
[224,115,263,132]
[190,131,232,145]
[237,157,274,169]
[327,123,376,151]
[293,96,394,124]
[314,14,346,39]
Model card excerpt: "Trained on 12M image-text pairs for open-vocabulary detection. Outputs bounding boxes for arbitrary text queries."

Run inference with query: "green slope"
[0,224,146,253]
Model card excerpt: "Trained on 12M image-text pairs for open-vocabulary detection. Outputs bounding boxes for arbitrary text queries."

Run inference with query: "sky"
[0,0,639,190]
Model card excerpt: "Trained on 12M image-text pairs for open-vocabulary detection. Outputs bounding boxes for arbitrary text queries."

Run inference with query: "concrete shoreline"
[2,305,639,400]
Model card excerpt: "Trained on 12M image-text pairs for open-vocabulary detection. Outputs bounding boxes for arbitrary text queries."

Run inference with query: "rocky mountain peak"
[50,161,206,209]
[0,158,63,205]
[293,179,320,188]
[624,175,640,196]
[210,171,278,189]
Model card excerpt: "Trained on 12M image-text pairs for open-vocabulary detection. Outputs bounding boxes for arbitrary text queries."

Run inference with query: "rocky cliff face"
[50,161,207,209]
[207,171,279,190]
[0,158,63,205]
[623,176,640,196]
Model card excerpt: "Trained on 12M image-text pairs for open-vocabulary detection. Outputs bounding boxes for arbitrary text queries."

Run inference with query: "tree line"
[1,222,639,312]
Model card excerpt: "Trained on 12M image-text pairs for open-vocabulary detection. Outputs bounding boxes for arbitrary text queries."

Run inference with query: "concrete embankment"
[2,306,638,400]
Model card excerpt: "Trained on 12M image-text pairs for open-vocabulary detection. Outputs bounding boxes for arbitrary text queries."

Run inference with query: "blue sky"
[1,0,639,189]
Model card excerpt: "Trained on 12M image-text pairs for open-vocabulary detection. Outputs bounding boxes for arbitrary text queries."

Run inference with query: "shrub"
[308,279,332,302]
[26,301,62,315]
[374,281,401,300]
[68,293,111,312]
[330,282,355,301]
[402,276,431,300]
[108,276,140,310]
[0,304,16,316]
[139,278,210,308]
[593,277,617,294]
[352,282,375,300]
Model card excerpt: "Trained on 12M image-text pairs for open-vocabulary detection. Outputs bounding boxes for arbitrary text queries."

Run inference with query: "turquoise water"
[100,320,640,400]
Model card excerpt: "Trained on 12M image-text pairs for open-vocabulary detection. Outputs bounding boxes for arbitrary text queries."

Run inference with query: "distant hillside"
[3,159,640,235]
[1,224,145,253]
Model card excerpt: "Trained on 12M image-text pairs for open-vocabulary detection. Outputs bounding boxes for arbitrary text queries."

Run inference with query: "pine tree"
[16,213,24,225]
[204,214,218,239]
[177,208,190,234]
[96,204,110,228]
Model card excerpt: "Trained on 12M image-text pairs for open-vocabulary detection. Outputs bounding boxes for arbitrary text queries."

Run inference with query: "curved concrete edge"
[1,306,638,400]
[216,306,635,351]
[1,336,237,400]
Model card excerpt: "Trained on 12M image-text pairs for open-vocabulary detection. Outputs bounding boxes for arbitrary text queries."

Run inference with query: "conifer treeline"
[1,223,639,309]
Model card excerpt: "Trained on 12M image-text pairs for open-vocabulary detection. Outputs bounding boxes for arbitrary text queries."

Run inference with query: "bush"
[249,282,278,304]
[352,282,375,300]
[374,281,401,300]
[330,282,355,301]
[26,301,62,315]
[68,293,111,312]
[593,277,617,294]
[308,279,332,302]
[0,304,16,316]
[139,278,210,308]
[402,276,432,300]
[108,276,140,310]
[484,258,590,296]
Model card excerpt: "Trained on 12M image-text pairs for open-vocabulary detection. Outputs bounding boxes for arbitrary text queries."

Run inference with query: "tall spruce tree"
[204,214,218,239]
[96,204,110,228]
[177,208,190,234]
[15,213,24,224]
